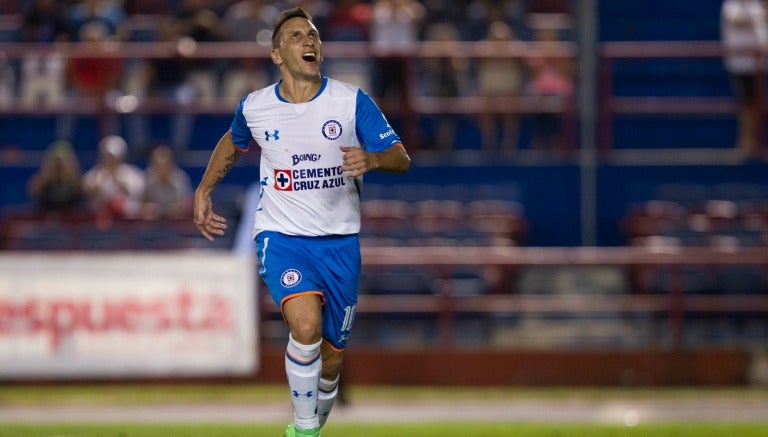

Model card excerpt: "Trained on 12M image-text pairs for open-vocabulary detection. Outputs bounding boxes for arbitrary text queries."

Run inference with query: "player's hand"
[193,194,227,241]
[340,145,377,177]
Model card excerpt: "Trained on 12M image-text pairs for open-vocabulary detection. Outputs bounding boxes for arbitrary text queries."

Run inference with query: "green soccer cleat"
[284,423,320,437]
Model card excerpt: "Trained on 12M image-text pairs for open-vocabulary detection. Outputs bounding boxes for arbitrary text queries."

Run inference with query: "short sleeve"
[230,97,252,150]
[354,89,402,152]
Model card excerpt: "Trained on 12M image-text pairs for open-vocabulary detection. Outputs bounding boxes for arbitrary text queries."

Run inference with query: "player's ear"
[271,48,282,66]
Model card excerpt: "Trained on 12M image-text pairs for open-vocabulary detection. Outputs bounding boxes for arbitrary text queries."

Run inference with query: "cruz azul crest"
[321,120,342,140]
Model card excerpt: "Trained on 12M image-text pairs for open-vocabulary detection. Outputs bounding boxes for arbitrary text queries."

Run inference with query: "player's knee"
[290,322,322,344]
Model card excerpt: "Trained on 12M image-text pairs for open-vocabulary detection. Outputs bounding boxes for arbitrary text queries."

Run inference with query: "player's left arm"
[343,89,411,177]
[340,143,410,177]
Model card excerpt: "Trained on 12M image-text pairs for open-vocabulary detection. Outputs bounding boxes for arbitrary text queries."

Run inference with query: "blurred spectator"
[418,21,470,150]
[19,0,68,107]
[0,53,14,108]
[476,20,525,154]
[169,0,223,104]
[126,0,221,157]
[209,0,242,16]
[463,0,526,41]
[325,0,373,91]
[83,135,145,223]
[370,0,425,99]
[527,0,570,14]
[140,145,193,220]
[421,0,464,33]
[124,0,174,15]
[463,0,497,41]
[120,18,186,157]
[219,0,274,100]
[525,27,573,154]
[721,0,768,160]
[296,0,334,37]
[59,20,124,141]
[327,0,370,42]
[129,0,222,155]
[26,140,85,218]
[0,0,22,15]
[498,0,527,37]
[220,0,276,41]
[66,0,128,42]
[21,0,70,43]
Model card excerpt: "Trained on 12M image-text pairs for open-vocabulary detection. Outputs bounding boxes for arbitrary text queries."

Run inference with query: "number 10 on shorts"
[341,304,356,332]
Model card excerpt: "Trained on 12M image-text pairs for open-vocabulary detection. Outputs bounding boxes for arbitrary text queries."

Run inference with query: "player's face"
[272,17,323,80]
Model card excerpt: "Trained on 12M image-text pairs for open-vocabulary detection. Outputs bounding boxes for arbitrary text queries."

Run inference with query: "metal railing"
[0,40,578,152]
[598,41,766,155]
[257,245,768,350]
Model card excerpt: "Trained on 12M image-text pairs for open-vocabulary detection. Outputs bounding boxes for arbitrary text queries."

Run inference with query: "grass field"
[1,385,767,436]
[2,384,768,406]
[1,423,768,437]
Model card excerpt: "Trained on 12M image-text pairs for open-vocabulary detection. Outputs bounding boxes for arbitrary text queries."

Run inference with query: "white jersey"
[721,0,768,73]
[230,76,402,237]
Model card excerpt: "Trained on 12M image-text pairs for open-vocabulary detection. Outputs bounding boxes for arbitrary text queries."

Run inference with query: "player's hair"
[272,7,313,49]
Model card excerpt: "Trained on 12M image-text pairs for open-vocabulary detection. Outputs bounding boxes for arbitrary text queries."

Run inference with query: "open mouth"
[302,52,318,62]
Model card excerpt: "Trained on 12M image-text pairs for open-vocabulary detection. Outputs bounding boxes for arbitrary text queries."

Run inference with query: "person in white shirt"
[140,145,192,219]
[193,7,410,437]
[721,0,768,159]
[82,135,145,221]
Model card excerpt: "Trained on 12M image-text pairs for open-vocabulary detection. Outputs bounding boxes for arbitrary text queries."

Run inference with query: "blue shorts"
[256,231,360,350]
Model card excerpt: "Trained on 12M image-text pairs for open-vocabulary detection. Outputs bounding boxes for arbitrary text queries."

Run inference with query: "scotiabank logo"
[0,288,233,349]
[274,169,293,191]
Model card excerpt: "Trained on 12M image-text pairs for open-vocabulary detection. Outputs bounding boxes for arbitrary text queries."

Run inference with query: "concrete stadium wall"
[255,346,750,387]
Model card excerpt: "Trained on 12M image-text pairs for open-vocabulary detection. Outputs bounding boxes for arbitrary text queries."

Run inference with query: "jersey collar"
[274,76,328,103]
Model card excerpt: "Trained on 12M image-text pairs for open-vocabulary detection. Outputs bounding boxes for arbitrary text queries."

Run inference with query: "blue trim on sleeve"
[230,97,252,150]
[354,88,401,151]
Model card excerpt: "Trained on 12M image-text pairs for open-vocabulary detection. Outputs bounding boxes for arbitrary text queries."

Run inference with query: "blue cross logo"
[273,170,292,191]
[265,130,280,141]
[276,172,290,187]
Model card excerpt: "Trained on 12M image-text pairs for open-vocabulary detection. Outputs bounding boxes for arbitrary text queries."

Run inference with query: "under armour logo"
[293,390,314,399]
[265,130,280,141]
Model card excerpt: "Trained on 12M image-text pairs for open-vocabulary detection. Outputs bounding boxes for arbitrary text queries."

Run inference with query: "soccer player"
[193,7,411,437]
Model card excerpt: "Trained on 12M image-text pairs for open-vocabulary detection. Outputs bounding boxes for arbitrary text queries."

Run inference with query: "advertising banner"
[0,252,257,378]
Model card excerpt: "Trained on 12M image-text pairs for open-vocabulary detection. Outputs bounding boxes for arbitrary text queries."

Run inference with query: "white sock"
[285,334,322,430]
[317,374,340,428]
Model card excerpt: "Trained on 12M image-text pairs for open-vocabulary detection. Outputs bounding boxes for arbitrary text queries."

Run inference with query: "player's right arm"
[193,130,242,241]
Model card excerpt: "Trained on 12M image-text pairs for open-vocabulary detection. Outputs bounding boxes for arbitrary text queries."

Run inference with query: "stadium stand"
[1,1,768,385]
